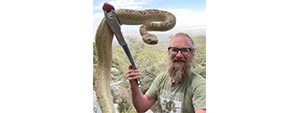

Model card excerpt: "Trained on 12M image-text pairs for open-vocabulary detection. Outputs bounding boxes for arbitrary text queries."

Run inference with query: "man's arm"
[130,82,156,112]
[192,73,206,113]
[196,109,206,113]
[126,66,156,112]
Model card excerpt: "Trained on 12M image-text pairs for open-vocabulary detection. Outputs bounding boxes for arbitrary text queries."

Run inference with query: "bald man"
[126,33,206,113]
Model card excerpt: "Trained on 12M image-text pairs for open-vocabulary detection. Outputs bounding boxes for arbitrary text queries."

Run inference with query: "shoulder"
[153,72,169,82]
[148,72,169,89]
[189,72,206,89]
[191,72,206,83]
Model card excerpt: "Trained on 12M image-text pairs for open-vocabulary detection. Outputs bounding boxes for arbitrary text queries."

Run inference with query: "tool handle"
[122,45,142,88]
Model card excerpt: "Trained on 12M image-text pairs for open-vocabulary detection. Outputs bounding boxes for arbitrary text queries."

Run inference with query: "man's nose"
[175,50,183,58]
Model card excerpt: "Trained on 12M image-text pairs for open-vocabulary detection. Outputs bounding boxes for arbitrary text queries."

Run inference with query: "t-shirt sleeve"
[145,74,164,100]
[192,75,206,110]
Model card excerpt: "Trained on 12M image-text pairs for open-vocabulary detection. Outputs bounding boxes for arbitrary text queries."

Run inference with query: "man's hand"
[126,65,142,87]
[126,65,142,80]
[125,65,155,112]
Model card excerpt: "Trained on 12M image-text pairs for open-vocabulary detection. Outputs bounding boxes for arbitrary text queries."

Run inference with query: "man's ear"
[190,51,195,58]
[192,49,195,55]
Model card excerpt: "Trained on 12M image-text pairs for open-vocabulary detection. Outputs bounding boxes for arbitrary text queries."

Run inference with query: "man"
[126,33,206,113]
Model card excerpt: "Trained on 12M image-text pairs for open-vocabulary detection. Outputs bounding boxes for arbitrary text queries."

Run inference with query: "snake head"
[142,34,158,45]
[102,3,115,13]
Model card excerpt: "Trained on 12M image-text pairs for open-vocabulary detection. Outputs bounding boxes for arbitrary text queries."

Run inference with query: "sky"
[93,0,206,36]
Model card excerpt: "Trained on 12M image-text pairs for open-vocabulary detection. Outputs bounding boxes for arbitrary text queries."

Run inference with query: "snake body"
[94,5,176,113]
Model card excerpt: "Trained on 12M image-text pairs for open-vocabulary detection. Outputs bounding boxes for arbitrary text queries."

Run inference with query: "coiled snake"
[94,3,176,113]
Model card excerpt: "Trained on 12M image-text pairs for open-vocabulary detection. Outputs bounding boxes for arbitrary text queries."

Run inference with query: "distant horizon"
[110,28,206,46]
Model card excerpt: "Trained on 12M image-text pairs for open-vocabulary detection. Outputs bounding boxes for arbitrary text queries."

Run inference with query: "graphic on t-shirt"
[159,90,184,113]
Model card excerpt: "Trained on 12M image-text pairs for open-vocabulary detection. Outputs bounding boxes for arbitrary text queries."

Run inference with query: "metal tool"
[104,10,142,88]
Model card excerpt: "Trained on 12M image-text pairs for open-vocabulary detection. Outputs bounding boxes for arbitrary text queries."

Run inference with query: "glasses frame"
[168,47,194,55]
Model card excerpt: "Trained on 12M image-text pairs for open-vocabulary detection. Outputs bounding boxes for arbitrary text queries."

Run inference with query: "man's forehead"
[170,35,193,46]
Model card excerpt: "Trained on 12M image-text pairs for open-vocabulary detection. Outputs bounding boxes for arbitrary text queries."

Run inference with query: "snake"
[93,3,176,113]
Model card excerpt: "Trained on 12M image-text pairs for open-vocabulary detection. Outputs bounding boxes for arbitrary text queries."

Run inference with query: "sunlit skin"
[169,34,195,63]
[126,34,205,113]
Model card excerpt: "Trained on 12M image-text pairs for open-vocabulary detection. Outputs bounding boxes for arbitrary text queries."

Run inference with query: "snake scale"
[94,3,176,113]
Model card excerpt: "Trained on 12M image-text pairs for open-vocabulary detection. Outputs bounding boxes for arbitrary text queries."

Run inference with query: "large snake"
[93,3,176,113]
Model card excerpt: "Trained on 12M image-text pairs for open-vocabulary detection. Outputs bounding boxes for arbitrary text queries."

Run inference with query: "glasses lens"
[181,48,191,55]
[168,47,193,55]
[169,47,179,54]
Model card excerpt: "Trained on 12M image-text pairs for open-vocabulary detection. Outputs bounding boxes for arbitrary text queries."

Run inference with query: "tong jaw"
[104,11,127,46]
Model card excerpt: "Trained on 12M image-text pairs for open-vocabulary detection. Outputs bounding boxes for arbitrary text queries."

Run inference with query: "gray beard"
[167,59,192,83]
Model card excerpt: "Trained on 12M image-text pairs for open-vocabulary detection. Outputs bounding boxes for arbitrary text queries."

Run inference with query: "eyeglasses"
[168,47,194,55]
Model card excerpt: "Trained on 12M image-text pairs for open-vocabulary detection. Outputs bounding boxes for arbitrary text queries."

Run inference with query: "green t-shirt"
[145,72,206,113]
